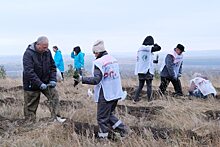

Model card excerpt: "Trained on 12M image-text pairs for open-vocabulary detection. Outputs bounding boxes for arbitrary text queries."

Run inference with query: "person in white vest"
[159,44,185,96]
[133,36,161,103]
[188,73,217,98]
[73,40,128,139]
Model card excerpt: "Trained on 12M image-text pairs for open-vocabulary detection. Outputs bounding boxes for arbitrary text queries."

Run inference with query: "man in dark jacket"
[159,44,185,96]
[23,36,65,123]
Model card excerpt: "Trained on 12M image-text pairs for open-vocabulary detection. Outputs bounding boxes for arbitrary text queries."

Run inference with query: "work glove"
[40,83,47,90]
[48,81,56,88]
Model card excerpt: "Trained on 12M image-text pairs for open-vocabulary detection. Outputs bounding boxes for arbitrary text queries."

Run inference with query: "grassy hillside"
[0,76,220,147]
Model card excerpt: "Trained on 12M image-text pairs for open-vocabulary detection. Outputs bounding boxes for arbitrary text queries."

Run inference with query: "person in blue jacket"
[53,46,64,79]
[71,46,85,75]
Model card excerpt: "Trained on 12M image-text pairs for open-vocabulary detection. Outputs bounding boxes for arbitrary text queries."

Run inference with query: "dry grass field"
[0,76,220,147]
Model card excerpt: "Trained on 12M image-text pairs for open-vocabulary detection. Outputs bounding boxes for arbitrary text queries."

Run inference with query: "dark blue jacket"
[23,42,57,91]
[160,54,183,78]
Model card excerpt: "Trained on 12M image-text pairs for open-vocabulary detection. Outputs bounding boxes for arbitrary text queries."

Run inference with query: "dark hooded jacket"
[23,42,57,91]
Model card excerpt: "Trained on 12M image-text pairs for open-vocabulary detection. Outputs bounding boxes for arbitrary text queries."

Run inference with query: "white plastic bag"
[56,68,63,82]
[120,91,127,101]
[87,88,93,98]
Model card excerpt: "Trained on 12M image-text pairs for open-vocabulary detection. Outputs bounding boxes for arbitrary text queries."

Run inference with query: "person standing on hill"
[53,46,64,80]
[71,46,85,75]
[73,40,128,139]
[22,36,65,123]
[159,44,185,96]
[133,36,161,103]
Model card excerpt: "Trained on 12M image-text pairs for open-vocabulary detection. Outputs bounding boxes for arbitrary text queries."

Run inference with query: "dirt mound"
[0,97,22,106]
[117,104,164,118]
[203,110,220,120]
[0,85,23,92]
[41,100,84,110]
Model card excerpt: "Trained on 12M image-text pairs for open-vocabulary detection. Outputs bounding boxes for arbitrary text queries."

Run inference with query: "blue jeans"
[189,89,207,99]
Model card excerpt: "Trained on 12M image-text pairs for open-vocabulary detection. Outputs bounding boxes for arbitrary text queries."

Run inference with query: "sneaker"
[112,132,122,140]
[148,97,153,102]
[120,127,132,138]
[56,116,66,123]
[113,126,131,138]
[173,92,183,97]
[132,100,137,104]
[97,132,109,141]
[97,136,109,142]
[133,99,140,104]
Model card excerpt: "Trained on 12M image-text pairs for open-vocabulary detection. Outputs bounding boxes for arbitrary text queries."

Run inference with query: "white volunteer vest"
[160,50,183,78]
[190,77,217,96]
[135,45,154,75]
[92,55,124,102]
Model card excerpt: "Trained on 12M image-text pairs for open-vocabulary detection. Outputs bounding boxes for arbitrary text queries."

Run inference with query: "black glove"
[154,44,161,50]
[153,60,158,64]
[73,71,80,79]
[73,79,79,87]
[73,71,81,87]
[153,54,159,64]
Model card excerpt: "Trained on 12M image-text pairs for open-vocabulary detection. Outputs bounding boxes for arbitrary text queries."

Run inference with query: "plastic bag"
[56,68,63,82]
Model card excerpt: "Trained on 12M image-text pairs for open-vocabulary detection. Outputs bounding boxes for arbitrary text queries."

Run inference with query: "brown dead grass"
[0,76,220,146]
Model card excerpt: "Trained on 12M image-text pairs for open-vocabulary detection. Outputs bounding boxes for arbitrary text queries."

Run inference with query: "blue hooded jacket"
[54,50,64,72]
[71,51,85,70]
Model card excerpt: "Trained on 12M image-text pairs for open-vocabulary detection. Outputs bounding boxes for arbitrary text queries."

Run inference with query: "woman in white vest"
[188,73,217,98]
[159,44,185,96]
[73,40,128,139]
[134,36,161,103]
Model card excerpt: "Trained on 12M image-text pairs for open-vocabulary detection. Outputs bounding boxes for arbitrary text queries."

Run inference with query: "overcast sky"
[0,0,219,56]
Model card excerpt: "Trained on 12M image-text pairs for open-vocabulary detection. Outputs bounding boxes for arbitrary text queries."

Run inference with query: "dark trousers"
[134,79,152,101]
[159,77,183,95]
[97,95,125,134]
[24,88,60,121]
